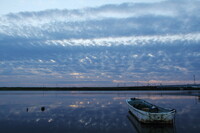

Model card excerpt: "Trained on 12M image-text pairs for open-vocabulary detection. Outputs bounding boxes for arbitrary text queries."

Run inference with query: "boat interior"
[128,99,170,113]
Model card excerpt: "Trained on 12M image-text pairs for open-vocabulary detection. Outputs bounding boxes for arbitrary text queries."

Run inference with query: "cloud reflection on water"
[0,91,199,133]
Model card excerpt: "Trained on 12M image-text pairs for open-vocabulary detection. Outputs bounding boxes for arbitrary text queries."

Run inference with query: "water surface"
[0,91,200,133]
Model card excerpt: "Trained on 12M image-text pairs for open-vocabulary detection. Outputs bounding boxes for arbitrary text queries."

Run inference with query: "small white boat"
[126,98,176,124]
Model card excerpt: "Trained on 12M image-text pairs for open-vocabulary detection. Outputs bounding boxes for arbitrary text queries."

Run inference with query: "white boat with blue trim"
[126,98,176,124]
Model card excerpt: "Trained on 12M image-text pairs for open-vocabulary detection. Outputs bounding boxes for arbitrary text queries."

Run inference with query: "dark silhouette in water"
[26,108,28,112]
[41,106,45,112]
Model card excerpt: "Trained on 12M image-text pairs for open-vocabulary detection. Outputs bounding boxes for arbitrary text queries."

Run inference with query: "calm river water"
[0,90,199,133]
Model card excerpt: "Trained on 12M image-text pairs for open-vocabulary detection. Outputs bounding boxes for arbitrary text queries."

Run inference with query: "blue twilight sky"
[0,0,200,87]
[0,0,165,15]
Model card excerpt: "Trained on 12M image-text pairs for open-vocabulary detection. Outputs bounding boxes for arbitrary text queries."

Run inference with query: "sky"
[0,0,165,15]
[0,0,200,87]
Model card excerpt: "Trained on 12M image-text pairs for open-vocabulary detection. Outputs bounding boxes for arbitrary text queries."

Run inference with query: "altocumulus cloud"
[0,0,200,87]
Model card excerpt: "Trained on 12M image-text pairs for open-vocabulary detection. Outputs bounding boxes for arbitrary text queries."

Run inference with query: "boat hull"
[126,99,176,124]
[127,111,175,133]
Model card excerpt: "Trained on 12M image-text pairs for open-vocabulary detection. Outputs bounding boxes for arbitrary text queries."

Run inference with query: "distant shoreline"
[0,86,199,91]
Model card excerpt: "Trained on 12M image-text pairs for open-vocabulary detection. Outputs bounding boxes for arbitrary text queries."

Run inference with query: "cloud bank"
[0,0,200,87]
[1,0,200,40]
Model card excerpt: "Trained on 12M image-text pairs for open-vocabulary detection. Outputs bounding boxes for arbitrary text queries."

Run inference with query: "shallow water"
[0,91,200,133]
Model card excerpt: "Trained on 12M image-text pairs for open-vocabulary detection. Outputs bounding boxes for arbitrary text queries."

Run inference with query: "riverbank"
[0,86,199,91]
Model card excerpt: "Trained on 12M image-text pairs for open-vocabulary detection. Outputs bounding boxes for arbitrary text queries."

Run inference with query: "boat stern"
[142,110,176,124]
